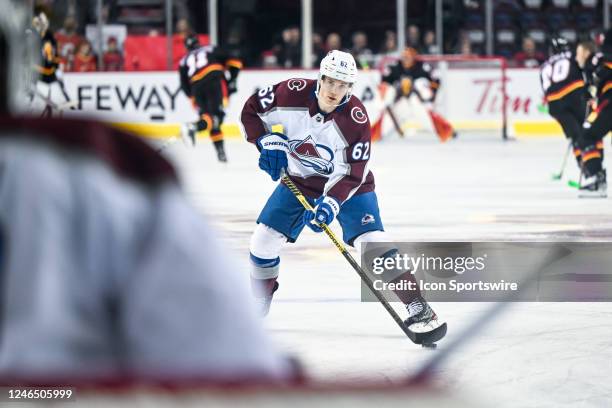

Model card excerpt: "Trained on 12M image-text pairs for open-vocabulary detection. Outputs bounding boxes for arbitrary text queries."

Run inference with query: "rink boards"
[54,68,563,139]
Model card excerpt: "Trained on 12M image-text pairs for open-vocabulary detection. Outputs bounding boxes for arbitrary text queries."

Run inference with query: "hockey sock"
[390,272,422,304]
[196,113,213,132]
[573,145,582,167]
[251,277,278,297]
[211,132,224,144]
[249,253,280,297]
[597,140,604,163]
[376,249,422,305]
[581,144,603,177]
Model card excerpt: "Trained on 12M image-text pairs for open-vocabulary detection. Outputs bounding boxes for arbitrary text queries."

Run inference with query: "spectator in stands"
[406,24,422,51]
[423,30,441,55]
[261,50,279,68]
[351,31,374,68]
[458,37,475,56]
[176,18,190,40]
[73,40,97,72]
[325,32,342,53]
[275,26,301,68]
[375,30,398,68]
[226,25,248,66]
[312,32,327,65]
[378,30,397,56]
[55,15,82,72]
[103,36,123,71]
[514,37,545,68]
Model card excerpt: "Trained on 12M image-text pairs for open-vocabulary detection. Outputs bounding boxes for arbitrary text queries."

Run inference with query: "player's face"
[401,51,415,68]
[318,76,351,111]
[575,45,590,68]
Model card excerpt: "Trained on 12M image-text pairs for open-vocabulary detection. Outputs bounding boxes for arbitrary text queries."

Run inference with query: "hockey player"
[540,37,589,170]
[240,50,446,344]
[575,30,612,197]
[30,11,72,115]
[178,34,242,162]
[0,2,292,380]
[381,47,453,142]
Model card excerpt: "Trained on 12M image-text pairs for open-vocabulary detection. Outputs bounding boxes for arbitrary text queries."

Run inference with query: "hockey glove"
[257,132,289,181]
[303,195,340,232]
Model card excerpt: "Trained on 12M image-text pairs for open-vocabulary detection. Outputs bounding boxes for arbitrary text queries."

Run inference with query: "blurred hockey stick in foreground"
[410,244,572,384]
[280,170,446,345]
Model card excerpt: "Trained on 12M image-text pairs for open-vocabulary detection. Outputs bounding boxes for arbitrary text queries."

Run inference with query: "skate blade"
[578,191,607,198]
[407,321,447,345]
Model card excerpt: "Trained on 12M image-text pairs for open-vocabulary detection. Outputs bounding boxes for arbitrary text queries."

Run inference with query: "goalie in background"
[178,33,242,163]
[381,47,455,142]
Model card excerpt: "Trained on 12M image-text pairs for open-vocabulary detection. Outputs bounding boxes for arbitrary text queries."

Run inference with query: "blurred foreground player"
[381,47,454,142]
[0,2,291,381]
[240,50,446,344]
[539,37,589,170]
[576,29,612,197]
[179,34,242,162]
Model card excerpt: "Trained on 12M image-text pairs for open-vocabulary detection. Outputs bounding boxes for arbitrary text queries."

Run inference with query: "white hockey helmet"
[32,12,49,35]
[316,50,358,105]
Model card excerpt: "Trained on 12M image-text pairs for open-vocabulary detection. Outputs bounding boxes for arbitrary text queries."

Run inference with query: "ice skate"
[214,142,228,163]
[578,170,607,198]
[404,296,447,346]
[180,123,197,147]
[254,281,279,317]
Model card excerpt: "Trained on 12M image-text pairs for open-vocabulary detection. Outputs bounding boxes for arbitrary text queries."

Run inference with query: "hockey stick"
[280,170,445,345]
[551,140,572,180]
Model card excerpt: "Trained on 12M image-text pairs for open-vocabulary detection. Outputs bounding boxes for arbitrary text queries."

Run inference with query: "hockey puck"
[422,343,437,349]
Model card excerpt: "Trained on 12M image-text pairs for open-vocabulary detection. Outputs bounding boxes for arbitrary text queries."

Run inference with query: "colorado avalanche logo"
[361,214,375,225]
[287,79,307,92]
[288,135,334,175]
[351,107,368,124]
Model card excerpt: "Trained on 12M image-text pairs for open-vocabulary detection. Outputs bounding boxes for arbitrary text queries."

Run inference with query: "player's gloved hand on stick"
[303,195,340,232]
[257,132,288,181]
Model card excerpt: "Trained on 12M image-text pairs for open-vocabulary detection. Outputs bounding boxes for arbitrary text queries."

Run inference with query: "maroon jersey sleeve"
[326,99,373,203]
[241,79,313,146]
[241,83,280,145]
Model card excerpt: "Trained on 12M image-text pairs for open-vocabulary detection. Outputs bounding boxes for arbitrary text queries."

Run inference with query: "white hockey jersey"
[241,79,375,203]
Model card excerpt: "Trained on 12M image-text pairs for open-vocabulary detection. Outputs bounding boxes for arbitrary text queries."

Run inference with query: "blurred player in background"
[381,47,454,142]
[575,29,612,197]
[240,50,446,344]
[539,37,589,172]
[179,33,242,163]
[30,11,73,116]
[0,1,292,382]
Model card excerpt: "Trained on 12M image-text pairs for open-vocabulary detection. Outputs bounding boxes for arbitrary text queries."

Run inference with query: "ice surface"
[161,135,612,407]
